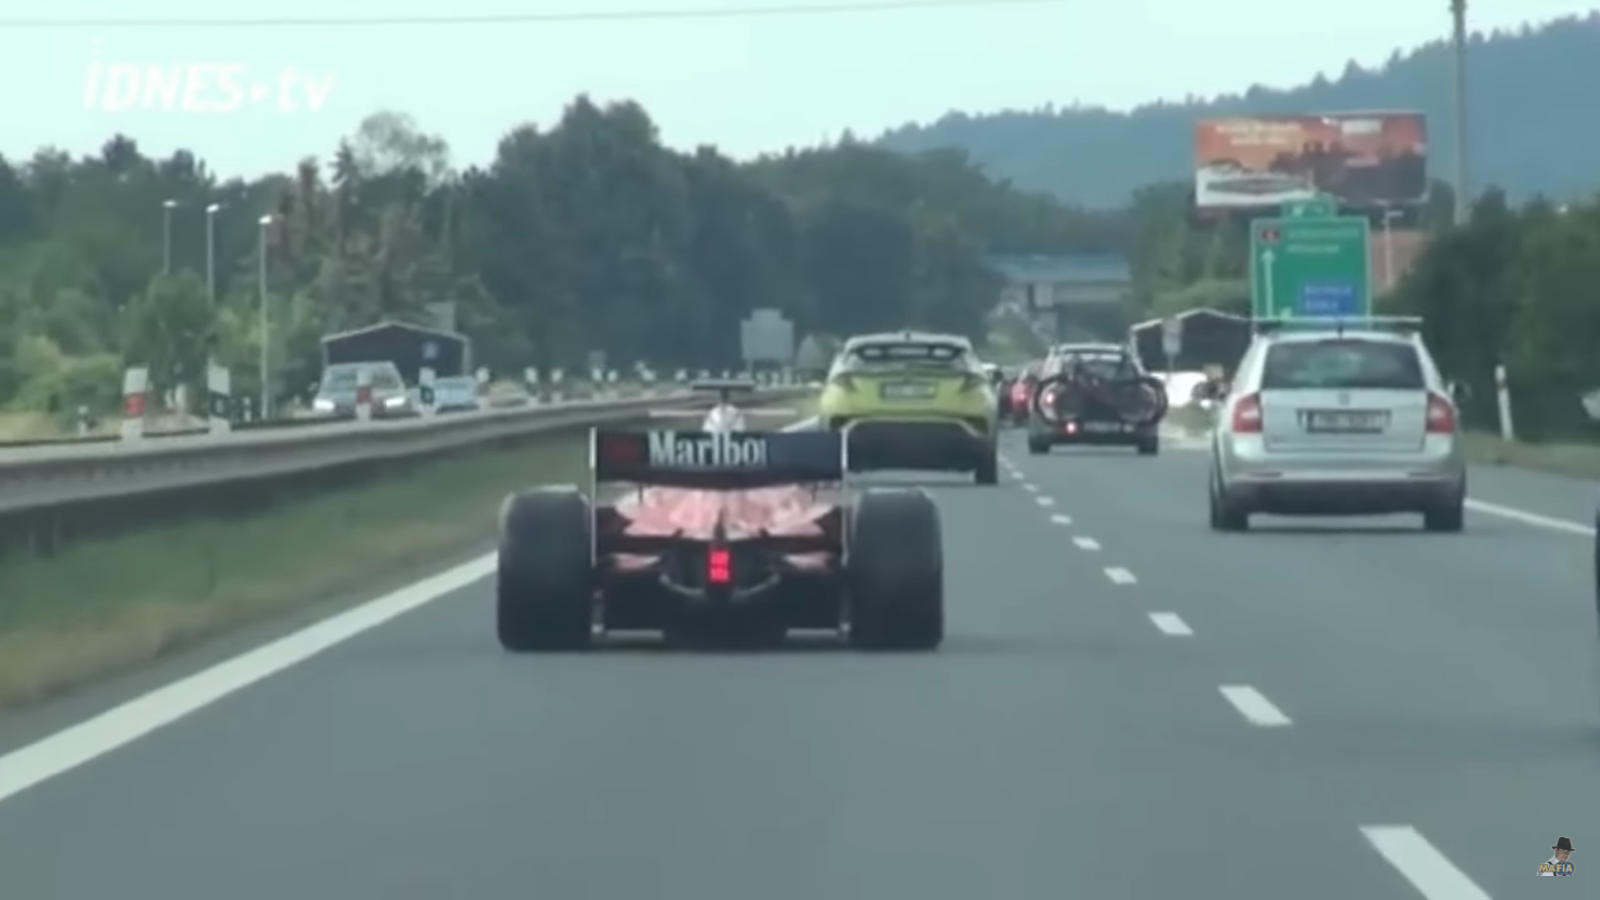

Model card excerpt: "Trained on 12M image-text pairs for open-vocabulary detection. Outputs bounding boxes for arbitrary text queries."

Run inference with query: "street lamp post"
[161,199,178,273]
[257,214,274,419]
[205,203,223,302]
[1450,0,1471,226]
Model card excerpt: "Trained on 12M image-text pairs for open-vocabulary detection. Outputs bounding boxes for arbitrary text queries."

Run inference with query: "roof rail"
[1250,316,1423,337]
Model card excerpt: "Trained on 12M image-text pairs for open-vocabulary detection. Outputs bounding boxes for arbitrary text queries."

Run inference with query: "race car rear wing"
[590,428,848,491]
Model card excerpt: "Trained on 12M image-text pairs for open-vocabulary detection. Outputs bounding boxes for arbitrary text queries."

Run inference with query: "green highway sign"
[1249,214,1372,319]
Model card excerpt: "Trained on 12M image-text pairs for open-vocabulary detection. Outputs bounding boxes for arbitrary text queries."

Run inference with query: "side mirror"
[1447,381,1471,404]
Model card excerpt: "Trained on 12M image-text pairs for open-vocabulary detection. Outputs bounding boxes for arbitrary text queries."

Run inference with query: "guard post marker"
[418,367,437,417]
[475,367,491,410]
[205,360,232,435]
[120,367,149,441]
[354,368,373,422]
[549,368,564,404]
[524,368,539,405]
[1494,364,1515,441]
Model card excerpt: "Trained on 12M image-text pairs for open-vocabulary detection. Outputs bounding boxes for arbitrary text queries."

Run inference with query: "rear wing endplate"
[1251,316,1422,337]
[590,428,847,491]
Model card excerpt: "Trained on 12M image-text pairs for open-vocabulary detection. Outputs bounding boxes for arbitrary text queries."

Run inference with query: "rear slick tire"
[497,488,594,652]
[848,490,944,650]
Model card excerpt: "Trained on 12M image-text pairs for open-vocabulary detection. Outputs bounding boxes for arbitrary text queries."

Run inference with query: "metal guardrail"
[0,385,810,516]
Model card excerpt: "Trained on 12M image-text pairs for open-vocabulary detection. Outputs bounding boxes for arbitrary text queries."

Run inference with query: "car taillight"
[707,547,731,584]
[829,374,855,391]
[1041,387,1058,407]
[1425,392,1456,433]
[1231,393,1262,433]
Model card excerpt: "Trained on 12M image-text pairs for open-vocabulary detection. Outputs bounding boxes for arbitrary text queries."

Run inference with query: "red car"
[496,427,944,651]
[1003,361,1044,425]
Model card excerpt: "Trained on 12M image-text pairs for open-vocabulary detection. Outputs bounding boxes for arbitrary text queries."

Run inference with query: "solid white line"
[1148,612,1192,635]
[1072,536,1100,550]
[1048,513,1072,525]
[1034,496,1054,506]
[1465,498,1592,537]
[1104,566,1137,585]
[1217,685,1292,726]
[1021,482,1038,492]
[1360,826,1493,900]
[0,554,497,805]
[0,408,821,806]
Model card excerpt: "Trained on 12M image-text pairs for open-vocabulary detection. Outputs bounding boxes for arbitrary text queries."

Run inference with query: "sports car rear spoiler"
[590,428,848,490]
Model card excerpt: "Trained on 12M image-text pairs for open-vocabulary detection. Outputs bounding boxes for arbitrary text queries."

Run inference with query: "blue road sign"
[1298,281,1360,317]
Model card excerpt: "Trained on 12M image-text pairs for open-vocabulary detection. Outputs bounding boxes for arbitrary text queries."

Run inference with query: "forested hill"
[877,13,1600,207]
[0,100,1112,418]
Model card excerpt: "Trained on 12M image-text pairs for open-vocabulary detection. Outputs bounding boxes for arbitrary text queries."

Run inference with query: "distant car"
[310,361,413,418]
[1208,317,1466,532]
[1026,344,1166,455]
[495,428,944,651]
[1001,361,1044,426]
[431,375,479,412]
[817,330,999,484]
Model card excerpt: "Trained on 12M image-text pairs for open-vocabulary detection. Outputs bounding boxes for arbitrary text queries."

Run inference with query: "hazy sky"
[2,0,1594,179]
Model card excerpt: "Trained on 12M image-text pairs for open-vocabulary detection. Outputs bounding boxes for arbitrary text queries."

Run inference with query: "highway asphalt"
[0,426,1592,898]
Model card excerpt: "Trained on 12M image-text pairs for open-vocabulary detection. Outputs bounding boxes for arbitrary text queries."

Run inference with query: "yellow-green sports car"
[818,330,1000,484]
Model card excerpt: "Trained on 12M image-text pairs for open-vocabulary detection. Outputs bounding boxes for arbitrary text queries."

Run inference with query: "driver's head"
[702,403,745,433]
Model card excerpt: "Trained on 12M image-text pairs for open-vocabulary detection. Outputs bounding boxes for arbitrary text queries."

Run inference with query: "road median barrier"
[0,386,811,559]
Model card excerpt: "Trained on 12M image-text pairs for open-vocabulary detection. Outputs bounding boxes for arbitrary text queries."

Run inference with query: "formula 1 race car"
[496,427,945,651]
[1025,344,1168,455]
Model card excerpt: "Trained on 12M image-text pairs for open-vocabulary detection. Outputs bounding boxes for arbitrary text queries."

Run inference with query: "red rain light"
[707,547,731,584]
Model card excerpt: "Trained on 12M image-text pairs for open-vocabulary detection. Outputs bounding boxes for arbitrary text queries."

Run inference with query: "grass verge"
[0,434,589,712]
[1163,403,1600,478]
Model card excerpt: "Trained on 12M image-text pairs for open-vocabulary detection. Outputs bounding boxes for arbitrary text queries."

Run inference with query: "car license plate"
[1080,421,1126,433]
[1304,410,1387,433]
[879,381,936,400]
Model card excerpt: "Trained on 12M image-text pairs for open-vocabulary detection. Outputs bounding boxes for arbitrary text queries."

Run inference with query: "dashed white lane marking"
[1218,685,1292,727]
[1021,482,1038,493]
[1104,566,1137,585]
[1360,826,1492,900]
[1072,536,1100,550]
[1048,513,1073,526]
[1147,612,1192,635]
[1034,496,1054,506]
[1465,498,1591,537]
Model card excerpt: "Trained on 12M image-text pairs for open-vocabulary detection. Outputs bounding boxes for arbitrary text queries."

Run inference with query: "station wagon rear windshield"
[1261,339,1425,390]
[845,342,969,370]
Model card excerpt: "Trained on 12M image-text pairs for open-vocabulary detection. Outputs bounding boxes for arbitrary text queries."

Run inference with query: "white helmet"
[702,403,747,433]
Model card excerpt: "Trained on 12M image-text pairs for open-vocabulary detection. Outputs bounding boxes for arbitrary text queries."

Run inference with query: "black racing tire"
[497,487,594,651]
[848,490,944,650]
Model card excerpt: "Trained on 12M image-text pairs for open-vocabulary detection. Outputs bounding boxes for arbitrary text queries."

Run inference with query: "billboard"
[1193,112,1427,210]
